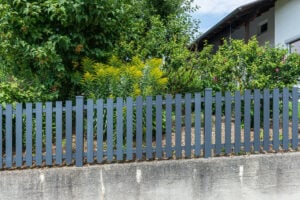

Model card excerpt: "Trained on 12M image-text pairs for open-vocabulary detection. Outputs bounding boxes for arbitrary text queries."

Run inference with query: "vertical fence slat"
[225,91,232,154]
[107,98,114,162]
[204,89,212,158]
[146,96,153,159]
[96,99,104,163]
[215,92,222,155]
[65,101,73,165]
[126,97,133,160]
[5,104,13,168]
[55,101,63,165]
[87,99,94,163]
[282,88,289,150]
[244,90,251,152]
[0,106,2,168]
[194,93,201,157]
[165,94,173,158]
[263,89,270,151]
[273,89,280,151]
[136,96,143,160]
[234,91,241,153]
[155,95,163,159]
[76,96,84,166]
[16,103,23,167]
[35,103,43,166]
[292,87,298,150]
[185,93,192,158]
[175,94,182,158]
[25,104,33,167]
[254,89,261,152]
[26,103,33,167]
[46,102,53,166]
[116,98,123,161]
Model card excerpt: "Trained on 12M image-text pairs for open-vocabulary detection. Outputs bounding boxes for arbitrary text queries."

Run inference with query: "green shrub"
[0,76,58,106]
[167,37,300,95]
[202,37,300,92]
[0,76,57,152]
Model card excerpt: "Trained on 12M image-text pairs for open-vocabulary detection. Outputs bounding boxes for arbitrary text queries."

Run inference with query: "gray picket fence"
[0,87,299,169]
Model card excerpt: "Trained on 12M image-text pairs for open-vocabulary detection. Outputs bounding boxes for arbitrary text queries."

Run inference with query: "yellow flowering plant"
[81,56,168,143]
[81,56,167,100]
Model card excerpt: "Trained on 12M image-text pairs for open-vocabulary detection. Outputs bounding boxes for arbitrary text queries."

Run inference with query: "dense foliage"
[0,76,57,106]
[167,37,300,94]
[1,0,300,103]
[0,0,197,99]
[208,38,300,91]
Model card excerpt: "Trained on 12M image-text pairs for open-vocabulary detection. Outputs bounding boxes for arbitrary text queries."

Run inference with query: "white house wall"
[275,0,300,47]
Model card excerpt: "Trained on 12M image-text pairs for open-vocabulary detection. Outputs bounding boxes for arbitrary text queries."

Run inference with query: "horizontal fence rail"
[0,88,299,169]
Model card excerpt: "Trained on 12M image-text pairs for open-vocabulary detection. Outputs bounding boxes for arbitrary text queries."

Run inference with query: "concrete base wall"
[2,153,300,200]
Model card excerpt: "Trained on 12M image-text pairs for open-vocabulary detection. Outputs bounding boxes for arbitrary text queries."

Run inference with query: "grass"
[288,102,300,119]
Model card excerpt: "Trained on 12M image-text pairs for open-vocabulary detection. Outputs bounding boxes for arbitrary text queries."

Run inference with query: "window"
[289,39,300,54]
[257,21,268,35]
[260,23,268,34]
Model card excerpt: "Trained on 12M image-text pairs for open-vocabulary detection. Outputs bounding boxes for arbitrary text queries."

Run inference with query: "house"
[191,0,300,54]
[275,0,300,53]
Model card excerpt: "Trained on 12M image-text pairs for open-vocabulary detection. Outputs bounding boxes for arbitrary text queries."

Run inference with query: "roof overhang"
[191,0,275,51]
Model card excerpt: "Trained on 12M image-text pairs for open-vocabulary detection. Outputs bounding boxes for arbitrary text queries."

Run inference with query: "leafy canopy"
[0,0,197,99]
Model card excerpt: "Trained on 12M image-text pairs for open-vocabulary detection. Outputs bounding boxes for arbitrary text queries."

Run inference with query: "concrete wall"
[2,152,300,200]
[275,0,300,46]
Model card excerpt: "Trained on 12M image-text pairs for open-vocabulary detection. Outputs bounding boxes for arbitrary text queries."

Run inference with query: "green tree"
[0,0,198,99]
[0,0,139,98]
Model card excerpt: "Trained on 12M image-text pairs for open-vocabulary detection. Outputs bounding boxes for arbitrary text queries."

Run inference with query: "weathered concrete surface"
[1,152,300,200]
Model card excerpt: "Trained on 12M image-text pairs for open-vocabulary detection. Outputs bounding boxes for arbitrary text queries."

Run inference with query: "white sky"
[192,0,257,33]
